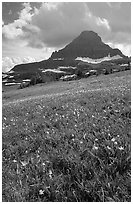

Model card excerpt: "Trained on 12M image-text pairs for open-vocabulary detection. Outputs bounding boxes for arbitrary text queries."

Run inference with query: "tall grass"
[2,71,131,201]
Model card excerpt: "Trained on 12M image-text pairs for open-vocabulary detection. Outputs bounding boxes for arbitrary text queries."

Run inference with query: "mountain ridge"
[10,30,127,76]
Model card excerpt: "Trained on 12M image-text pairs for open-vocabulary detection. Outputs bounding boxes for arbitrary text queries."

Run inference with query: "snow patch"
[58,66,76,70]
[85,72,90,75]
[2,74,8,79]
[75,54,122,64]
[53,58,64,60]
[2,80,8,83]
[42,69,66,73]
[8,70,14,74]
[120,64,128,66]
[5,82,21,86]
[89,70,97,73]
[22,79,31,82]
[60,74,77,80]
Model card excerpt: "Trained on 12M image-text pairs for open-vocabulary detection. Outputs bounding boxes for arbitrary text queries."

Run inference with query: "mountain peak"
[51,30,124,59]
[79,30,101,41]
[80,30,98,36]
[73,30,102,46]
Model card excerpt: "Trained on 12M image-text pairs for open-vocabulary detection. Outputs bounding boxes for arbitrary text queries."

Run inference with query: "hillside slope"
[2,71,131,202]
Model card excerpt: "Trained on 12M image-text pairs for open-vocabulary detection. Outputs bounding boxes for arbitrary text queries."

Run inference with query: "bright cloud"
[2,2,34,39]
[2,2,131,72]
[96,17,110,31]
[24,2,130,56]
[107,42,131,57]
[28,2,111,48]
[2,56,36,73]
[2,20,24,39]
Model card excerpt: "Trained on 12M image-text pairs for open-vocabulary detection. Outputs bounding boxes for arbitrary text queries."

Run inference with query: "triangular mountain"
[51,30,125,59]
[11,30,127,79]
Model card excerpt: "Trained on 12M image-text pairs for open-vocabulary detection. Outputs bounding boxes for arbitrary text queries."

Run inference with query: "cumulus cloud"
[28,2,111,48]
[2,56,36,72]
[86,2,131,45]
[24,2,130,57]
[2,2,34,39]
[2,2,131,59]
[86,2,131,32]
[2,21,24,39]
[107,42,131,57]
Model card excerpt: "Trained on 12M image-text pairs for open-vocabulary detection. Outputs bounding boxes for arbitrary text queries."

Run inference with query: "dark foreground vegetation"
[2,71,131,202]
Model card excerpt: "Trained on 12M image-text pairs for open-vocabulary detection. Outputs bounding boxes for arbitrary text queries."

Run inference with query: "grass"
[2,70,131,202]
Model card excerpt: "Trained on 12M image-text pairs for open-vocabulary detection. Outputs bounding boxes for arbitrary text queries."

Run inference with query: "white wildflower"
[107,146,111,150]
[49,170,53,179]
[13,159,17,163]
[21,161,28,166]
[118,146,124,150]
[83,133,87,139]
[93,145,98,150]
[111,138,115,142]
[39,189,44,195]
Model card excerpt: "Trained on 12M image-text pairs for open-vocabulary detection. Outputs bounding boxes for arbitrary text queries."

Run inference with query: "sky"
[2,1,131,72]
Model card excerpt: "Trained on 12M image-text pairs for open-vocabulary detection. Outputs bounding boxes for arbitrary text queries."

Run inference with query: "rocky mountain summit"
[3,31,130,86]
[12,30,126,74]
[51,31,125,59]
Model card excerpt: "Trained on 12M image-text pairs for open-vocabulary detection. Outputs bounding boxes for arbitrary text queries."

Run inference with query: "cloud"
[19,2,33,21]
[2,56,36,72]
[2,38,53,71]
[2,20,24,39]
[86,2,131,32]
[2,2,33,39]
[27,2,111,49]
[107,42,131,57]
[2,2,131,59]
[86,2,131,44]
[26,2,130,55]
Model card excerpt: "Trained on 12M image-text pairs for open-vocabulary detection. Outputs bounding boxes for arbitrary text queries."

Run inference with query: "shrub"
[30,76,37,85]
[19,82,30,89]
[104,69,110,75]
[76,69,83,79]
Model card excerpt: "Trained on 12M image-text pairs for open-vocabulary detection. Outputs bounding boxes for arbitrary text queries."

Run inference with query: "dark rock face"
[51,31,125,59]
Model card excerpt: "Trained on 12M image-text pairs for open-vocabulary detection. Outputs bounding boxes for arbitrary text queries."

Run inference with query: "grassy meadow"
[2,70,131,202]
